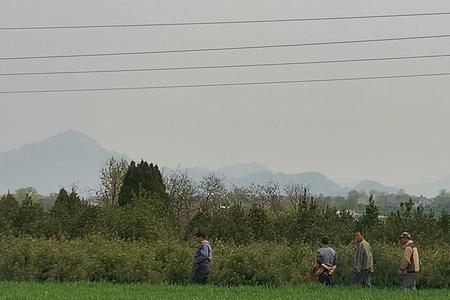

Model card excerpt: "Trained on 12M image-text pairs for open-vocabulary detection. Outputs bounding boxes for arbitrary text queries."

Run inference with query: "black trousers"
[402,272,418,291]
[318,271,333,286]
[353,270,372,288]
[193,264,211,285]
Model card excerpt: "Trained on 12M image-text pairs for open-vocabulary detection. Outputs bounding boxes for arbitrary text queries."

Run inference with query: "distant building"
[336,209,361,219]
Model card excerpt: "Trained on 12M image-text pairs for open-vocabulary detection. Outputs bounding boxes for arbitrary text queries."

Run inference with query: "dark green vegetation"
[0,159,449,287]
[1,283,449,300]
[1,238,449,288]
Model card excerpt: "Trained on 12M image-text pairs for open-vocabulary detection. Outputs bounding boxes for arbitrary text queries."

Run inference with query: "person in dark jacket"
[193,231,213,284]
[314,236,338,286]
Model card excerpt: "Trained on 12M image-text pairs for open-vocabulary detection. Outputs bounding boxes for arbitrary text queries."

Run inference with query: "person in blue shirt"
[314,236,338,286]
[193,231,213,284]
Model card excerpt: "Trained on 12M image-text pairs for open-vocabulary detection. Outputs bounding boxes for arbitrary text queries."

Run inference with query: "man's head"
[355,231,365,243]
[195,231,206,243]
[321,236,330,245]
[398,232,412,245]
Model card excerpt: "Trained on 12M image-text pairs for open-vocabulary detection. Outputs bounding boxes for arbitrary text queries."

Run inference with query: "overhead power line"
[2,33,450,61]
[1,53,450,76]
[1,72,450,94]
[1,12,450,30]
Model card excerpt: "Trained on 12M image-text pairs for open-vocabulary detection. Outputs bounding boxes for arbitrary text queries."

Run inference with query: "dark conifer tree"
[0,192,19,234]
[118,160,168,206]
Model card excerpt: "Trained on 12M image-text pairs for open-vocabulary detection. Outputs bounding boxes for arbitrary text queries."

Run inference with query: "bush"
[0,237,448,287]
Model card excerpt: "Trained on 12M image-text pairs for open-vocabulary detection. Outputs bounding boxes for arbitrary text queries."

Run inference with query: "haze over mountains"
[0,130,128,195]
[0,130,448,197]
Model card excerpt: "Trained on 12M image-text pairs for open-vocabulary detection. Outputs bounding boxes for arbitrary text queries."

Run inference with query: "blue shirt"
[316,245,338,267]
[194,241,212,266]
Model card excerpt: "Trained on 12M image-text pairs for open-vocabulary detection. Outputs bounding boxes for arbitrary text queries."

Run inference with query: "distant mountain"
[231,170,347,196]
[163,164,348,196]
[2,131,447,197]
[216,163,272,178]
[172,166,212,182]
[353,180,400,194]
[400,175,450,197]
[163,165,412,196]
[163,163,272,182]
[0,130,128,195]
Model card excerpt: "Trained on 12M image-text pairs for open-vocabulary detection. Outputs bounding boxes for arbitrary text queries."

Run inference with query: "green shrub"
[0,237,448,288]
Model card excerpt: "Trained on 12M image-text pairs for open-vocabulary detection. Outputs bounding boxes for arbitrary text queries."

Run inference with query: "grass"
[0,283,449,300]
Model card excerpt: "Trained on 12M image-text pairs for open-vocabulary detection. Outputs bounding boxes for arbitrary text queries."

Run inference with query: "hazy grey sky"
[1,0,450,186]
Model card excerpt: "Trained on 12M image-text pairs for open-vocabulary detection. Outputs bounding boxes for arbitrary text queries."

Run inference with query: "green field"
[0,283,449,300]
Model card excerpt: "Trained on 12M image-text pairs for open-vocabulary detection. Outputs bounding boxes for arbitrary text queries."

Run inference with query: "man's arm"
[315,251,331,271]
[329,253,338,274]
[315,251,322,265]
[200,244,210,260]
[366,244,374,271]
[360,246,368,269]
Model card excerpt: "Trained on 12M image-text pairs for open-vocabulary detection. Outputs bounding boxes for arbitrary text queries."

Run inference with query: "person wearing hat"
[399,232,420,291]
[193,231,213,284]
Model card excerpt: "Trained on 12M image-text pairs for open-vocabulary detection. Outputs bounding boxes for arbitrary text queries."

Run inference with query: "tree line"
[1,158,449,246]
[1,158,449,287]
